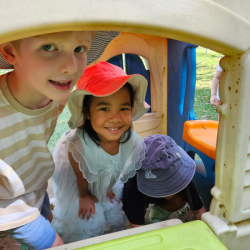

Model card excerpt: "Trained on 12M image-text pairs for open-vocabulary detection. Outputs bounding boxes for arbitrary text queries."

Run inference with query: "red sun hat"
[68,61,150,129]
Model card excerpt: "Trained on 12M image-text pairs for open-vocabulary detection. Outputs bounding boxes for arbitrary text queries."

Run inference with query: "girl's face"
[88,86,132,144]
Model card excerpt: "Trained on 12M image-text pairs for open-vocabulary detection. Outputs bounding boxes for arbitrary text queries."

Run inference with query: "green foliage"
[48,105,71,153]
[0,69,13,75]
[194,48,223,121]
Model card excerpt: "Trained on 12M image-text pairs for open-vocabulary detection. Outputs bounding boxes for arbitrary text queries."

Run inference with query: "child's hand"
[210,95,218,106]
[78,194,98,219]
[107,190,115,203]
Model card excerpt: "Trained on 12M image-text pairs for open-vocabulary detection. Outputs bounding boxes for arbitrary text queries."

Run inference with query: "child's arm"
[192,206,207,220]
[210,70,222,105]
[107,190,115,203]
[68,152,98,219]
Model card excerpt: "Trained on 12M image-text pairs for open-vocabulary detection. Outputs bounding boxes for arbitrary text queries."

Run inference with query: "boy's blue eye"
[42,44,56,51]
[74,46,85,53]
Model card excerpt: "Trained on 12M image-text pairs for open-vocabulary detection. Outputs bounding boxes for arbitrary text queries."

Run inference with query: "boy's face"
[13,31,92,102]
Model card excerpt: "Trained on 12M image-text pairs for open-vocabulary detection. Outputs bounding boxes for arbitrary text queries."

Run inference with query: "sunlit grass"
[0,69,13,75]
[48,105,71,153]
[194,48,223,120]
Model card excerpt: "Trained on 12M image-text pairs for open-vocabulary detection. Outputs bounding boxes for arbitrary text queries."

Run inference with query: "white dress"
[51,129,145,243]
[216,62,223,100]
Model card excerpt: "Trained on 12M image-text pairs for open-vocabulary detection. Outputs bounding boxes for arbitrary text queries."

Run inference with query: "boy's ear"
[0,43,18,65]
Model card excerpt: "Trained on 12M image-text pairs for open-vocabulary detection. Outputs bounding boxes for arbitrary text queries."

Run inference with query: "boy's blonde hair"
[10,31,97,52]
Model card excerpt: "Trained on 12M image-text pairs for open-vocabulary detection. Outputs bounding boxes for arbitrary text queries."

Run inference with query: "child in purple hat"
[122,134,206,228]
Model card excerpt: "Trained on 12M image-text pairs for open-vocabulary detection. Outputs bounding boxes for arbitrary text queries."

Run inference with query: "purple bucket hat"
[137,135,196,197]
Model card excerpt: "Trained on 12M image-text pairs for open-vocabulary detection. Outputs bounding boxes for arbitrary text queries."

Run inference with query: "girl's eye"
[121,107,130,111]
[42,44,56,51]
[74,46,85,53]
[100,107,109,111]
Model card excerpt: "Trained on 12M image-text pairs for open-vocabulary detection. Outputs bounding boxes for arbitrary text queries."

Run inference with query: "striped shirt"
[0,74,64,230]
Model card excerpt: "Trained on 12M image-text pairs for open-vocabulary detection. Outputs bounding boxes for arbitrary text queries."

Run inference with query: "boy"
[0,31,118,249]
[122,135,206,228]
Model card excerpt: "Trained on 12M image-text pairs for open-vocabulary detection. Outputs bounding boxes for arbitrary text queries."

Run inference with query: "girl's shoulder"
[122,131,144,147]
[118,131,145,158]
[65,128,102,159]
[118,131,146,183]
[63,128,85,143]
[59,128,85,156]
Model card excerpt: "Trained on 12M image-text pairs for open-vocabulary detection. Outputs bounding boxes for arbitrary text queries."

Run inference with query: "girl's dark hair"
[79,82,135,146]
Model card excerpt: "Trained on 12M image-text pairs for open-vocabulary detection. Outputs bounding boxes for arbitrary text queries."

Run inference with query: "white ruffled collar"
[65,129,146,183]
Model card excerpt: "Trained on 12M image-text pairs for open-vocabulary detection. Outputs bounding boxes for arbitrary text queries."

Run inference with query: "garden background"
[47,48,222,152]
[0,48,223,250]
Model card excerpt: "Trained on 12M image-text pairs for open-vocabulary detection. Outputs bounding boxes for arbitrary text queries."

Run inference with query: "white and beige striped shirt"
[0,74,64,230]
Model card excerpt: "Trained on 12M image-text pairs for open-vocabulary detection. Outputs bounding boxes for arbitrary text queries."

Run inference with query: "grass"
[194,48,223,120]
[47,105,71,152]
[0,48,222,152]
[0,69,13,75]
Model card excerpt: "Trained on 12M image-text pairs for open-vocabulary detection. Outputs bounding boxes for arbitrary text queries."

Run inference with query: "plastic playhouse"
[1,1,250,250]
[183,120,219,210]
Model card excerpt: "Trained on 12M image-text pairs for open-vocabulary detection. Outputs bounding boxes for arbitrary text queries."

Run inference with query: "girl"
[210,61,222,121]
[51,62,149,243]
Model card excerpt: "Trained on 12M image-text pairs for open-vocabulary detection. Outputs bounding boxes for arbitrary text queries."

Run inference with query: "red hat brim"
[68,74,149,129]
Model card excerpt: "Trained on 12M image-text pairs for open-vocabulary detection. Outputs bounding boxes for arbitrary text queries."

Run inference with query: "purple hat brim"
[137,146,196,198]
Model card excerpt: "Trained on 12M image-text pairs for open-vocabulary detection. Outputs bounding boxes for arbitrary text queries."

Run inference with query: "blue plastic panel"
[167,39,197,147]
[108,54,151,112]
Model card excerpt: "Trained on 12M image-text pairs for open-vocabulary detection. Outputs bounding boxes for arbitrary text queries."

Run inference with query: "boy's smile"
[5,31,92,109]
[49,79,73,91]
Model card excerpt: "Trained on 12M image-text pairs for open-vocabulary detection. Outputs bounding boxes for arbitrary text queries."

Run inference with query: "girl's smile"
[105,126,123,134]
[88,86,132,145]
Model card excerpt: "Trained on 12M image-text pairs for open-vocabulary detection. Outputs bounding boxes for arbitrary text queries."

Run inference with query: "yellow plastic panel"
[0,0,250,55]
[210,49,250,224]
[196,48,250,250]
[212,0,250,23]
[49,219,183,250]
[203,212,250,250]
[75,221,227,250]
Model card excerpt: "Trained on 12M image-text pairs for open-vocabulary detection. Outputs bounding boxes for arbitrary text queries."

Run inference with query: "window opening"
[107,54,151,112]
